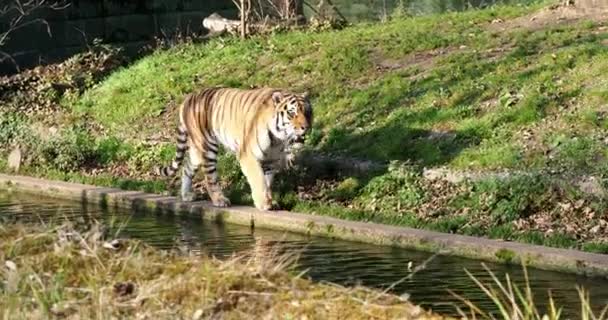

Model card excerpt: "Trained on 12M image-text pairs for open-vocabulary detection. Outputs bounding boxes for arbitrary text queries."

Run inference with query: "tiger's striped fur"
[158,87,312,211]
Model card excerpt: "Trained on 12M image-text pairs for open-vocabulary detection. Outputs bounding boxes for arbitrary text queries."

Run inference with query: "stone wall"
[0,0,237,75]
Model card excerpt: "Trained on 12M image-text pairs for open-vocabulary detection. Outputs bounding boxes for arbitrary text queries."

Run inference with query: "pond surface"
[304,0,535,22]
[1,191,607,318]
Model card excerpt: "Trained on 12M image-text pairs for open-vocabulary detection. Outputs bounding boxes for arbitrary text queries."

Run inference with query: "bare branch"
[0,50,19,72]
[221,0,306,39]
[0,0,70,68]
[231,0,252,38]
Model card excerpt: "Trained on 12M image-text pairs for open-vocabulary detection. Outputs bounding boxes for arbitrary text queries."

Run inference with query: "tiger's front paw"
[254,201,273,211]
[210,193,231,208]
[253,194,273,211]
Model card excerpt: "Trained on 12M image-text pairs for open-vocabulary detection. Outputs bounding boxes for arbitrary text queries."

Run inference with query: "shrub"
[355,161,425,212]
[36,127,96,172]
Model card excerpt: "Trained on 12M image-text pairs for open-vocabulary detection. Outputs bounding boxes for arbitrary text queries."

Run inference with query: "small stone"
[5,260,17,271]
[113,282,135,297]
[577,176,605,197]
[410,305,423,316]
[103,239,122,250]
[7,147,22,172]
[192,309,203,320]
[50,303,73,317]
[590,225,601,234]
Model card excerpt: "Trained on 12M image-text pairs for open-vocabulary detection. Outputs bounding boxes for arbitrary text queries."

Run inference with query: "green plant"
[0,112,31,148]
[327,177,361,201]
[35,127,96,172]
[390,0,410,19]
[355,161,425,212]
[94,137,125,165]
[451,263,608,320]
[495,248,516,263]
[452,175,552,225]
[125,142,173,172]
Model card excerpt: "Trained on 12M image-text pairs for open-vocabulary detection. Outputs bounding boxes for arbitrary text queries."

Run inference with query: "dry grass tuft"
[450,263,608,320]
[0,222,446,320]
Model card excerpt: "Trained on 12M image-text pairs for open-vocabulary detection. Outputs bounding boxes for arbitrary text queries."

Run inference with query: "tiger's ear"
[271,91,283,105]
[301,91,310,99]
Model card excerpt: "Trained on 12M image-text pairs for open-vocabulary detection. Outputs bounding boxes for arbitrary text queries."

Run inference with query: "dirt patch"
[488,3,608,33]
[371,47,457,73]
[347,46,458,90]
[367,46,460,83]
[361,43,515,90]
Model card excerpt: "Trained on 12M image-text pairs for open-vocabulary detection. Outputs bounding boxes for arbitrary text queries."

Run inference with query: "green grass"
[3,2,608,255]
[73,5,540,141]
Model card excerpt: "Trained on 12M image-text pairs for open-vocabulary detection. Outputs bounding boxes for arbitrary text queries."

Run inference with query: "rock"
[31,123,59,141]
[50,303,73,317]
[424,130,456,141]
[5,260,17,271]
[203,12,240,34]
[192,309,204,320]
[113,282,135,297]
[576,175,606,197]
[103,239,122,250]
[410,305,423,317]
[7,147,22,172]
[423,167,474,183]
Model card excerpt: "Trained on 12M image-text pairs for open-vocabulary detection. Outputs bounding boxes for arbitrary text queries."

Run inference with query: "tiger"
[157,87,312,211]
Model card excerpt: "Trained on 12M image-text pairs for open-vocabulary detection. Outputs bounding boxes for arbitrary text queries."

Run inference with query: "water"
[304,0,536,22]
[1,191,607,317]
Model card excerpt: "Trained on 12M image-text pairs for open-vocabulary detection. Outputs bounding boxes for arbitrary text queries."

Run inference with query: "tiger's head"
[271,90,312,145]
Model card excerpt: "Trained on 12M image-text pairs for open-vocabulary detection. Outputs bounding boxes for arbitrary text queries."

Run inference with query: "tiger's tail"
[157,125,188,177]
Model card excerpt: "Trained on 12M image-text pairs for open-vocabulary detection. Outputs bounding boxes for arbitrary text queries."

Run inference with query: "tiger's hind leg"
[201,142,231,207]
[261,160,280,209]
[180,148,201,202]
[261,160,276,190]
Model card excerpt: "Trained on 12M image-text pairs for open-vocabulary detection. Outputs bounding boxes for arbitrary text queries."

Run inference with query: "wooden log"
[202,12,306,36]
[202,12,240,35]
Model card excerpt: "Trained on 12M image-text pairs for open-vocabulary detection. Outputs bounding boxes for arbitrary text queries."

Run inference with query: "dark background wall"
[0,0,237,75]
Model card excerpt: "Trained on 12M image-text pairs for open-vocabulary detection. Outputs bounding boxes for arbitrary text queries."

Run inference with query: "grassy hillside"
[72,2,608,174]
[2,1,608,253]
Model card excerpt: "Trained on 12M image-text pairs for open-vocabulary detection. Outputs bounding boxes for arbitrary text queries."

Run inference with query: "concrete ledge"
[1,173,608,278]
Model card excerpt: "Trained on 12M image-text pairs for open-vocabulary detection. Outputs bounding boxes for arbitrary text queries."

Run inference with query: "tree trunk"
[240,0,247,38]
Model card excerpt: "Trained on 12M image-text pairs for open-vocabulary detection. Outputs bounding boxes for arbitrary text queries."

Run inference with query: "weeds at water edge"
[450,263,608,320]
